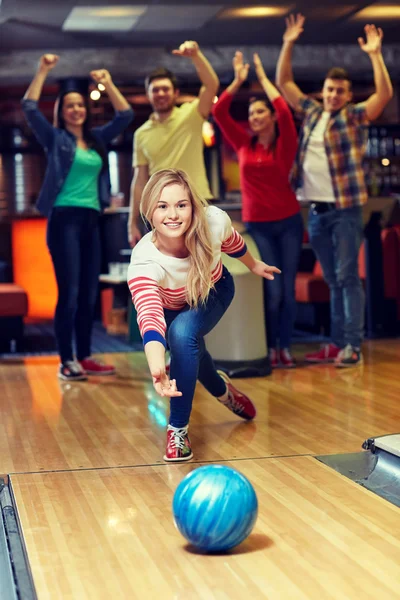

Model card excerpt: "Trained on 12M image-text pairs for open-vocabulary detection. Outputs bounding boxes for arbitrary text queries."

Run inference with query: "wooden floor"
[2,340,400,599]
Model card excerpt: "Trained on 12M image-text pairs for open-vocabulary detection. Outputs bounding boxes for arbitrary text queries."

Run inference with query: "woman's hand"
[39,54,59,73]
[151,369,182,398]
[283,13,305,44]
[251,260,281,280]
[90,69,113,87]
[232,51,250,85]
[253,53,268,84]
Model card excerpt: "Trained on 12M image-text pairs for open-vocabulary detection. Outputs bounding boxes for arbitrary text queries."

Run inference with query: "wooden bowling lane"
[2,339,400,474]
[11,456,400,600]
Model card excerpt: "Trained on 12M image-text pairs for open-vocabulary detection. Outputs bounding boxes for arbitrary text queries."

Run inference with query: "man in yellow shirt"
[127,40,219,246]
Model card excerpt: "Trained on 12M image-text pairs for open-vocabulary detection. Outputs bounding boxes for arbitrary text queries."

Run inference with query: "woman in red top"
[212,52,303,368]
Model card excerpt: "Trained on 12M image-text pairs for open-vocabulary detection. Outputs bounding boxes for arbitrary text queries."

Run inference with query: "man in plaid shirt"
[276,14,393,367]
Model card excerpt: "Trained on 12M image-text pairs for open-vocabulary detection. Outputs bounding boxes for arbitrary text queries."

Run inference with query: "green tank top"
[54,147,103,211]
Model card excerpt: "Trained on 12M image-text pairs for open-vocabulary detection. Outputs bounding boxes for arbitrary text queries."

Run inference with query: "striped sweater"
[127,206,247,347]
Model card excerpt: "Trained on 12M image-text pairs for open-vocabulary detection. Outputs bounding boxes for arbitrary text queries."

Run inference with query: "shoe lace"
[64,360,83,375]
[281,349,293,361]
[226,391,244,414]
[169,428,187,450]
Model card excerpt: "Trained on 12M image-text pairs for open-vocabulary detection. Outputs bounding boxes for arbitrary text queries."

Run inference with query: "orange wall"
[12,219,57,319]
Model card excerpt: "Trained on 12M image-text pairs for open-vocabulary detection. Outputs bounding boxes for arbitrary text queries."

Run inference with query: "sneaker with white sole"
[58,360,87,381]
[164,425,193,462]
[334,344,363,368]
[216,370,256,420]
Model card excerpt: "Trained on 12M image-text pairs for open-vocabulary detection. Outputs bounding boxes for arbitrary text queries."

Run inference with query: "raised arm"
[212,51,251,151]
[22,54,59,149]
[358,25,393,121]
[90,69,131,112]
[254,53,298,171]
[172,40,219,118]
[275,13,306,111]
[23,54,59,102]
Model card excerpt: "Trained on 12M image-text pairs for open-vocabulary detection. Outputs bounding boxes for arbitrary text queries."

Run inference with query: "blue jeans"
[246,212,303,349]
[164,268,235,428]
[308,205,364,348]
[47,207,101,363]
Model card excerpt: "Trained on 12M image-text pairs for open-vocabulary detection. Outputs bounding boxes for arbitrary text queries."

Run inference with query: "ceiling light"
[63,6,147,31]
[353,5,400,19]
[218,6,292,19]
[89,7,145,18]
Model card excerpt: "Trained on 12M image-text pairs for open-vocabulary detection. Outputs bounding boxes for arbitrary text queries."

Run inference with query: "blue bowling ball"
[172,464,258,552]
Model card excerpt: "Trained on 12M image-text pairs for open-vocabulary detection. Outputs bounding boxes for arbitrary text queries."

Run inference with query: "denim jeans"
[47,207,101,363]
[246,212,304,349]
[308,205,364,348]
[164,267,235,428]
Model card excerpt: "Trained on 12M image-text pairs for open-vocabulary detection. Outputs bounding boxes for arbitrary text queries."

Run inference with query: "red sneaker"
[164,425,193,462]
[216,370,256,420]
[269,348,279,368]
[304,344,341,364]
[79,357,116,376]
[279,348,296,368]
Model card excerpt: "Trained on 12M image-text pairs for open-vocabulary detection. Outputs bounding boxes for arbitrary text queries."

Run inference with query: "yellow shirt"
[133,99,212,199]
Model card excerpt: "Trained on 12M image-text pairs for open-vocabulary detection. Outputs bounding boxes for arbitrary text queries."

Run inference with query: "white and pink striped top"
[127,206,247,347]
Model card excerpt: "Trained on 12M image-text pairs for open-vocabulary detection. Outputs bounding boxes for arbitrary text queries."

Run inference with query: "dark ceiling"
[0,0,399,50]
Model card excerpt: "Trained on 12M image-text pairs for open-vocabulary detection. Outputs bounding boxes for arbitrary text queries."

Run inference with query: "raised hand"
[39,54,59,72]
[253,53,267,84]
[251,260,281,281]
[232,51,250,84]
[152,369,182,398]
[283,13,305,43]
[172,40,200,59]
[90,69,112,86]
[358,24,383,55]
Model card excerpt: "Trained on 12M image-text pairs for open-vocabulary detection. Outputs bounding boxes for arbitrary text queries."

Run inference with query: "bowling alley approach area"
[1,340,400,600]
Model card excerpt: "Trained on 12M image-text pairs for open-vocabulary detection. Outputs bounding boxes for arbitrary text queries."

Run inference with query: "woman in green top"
[22,54,134,381]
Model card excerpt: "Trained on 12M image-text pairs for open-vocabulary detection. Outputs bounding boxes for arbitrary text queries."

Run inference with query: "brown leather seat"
[0,284,28,317]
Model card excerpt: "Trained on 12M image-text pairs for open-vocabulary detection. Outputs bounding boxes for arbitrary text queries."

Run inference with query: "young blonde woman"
[127,169,280,462]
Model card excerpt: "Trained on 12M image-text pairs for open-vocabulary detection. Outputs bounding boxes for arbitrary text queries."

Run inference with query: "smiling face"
[151,183,193,247]
[147,77,179,114]
[61,92,87,128]
[248,100,275,135]
[322,78,352,112]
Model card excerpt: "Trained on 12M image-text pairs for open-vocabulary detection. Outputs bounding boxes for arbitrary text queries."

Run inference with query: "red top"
[212,91,300,222]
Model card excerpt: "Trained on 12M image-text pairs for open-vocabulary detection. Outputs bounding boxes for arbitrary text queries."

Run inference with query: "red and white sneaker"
[269,348,279,368]
[216,370,256,420]
[58,360,87,381]
[279,348,296,368]
[79,357,116,376]
[164,425,193,462]
[304,343,341,364]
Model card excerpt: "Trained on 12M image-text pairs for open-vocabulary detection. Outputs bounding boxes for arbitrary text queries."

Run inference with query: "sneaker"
[58,360,87,381]
[216,370,256,420]
[335,344,363,368]
[79,357,116,376]
[279,348,296,368]
[164,425,193,462]
[304,343,341,364]
[269,348,279,368]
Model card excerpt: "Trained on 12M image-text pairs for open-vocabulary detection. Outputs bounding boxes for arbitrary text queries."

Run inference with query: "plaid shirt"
[291,97,370,209]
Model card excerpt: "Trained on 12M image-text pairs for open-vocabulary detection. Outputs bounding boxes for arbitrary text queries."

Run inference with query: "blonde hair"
[140,169,214,307]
